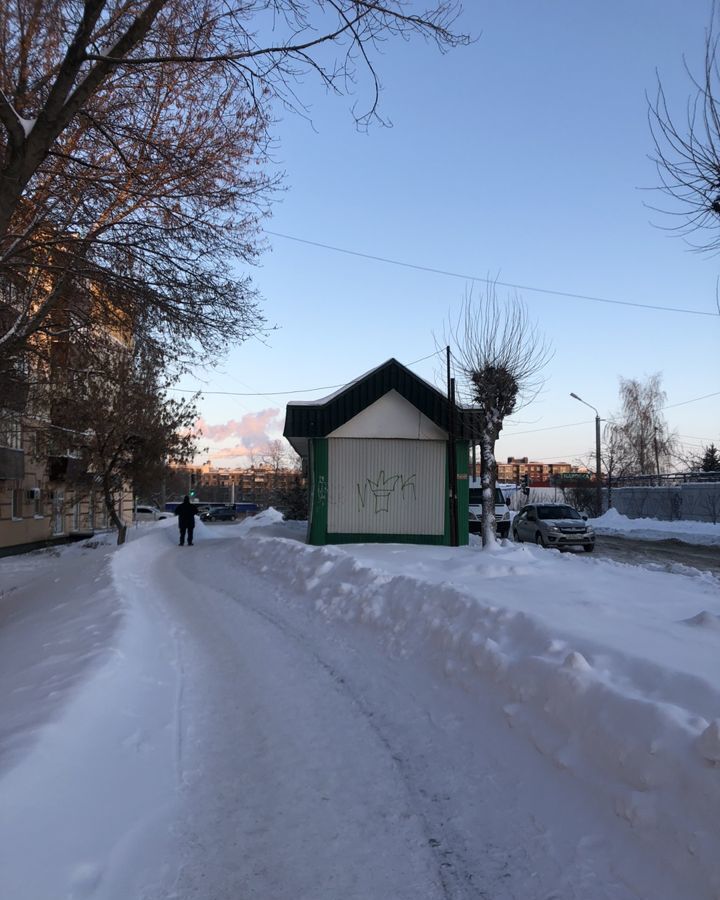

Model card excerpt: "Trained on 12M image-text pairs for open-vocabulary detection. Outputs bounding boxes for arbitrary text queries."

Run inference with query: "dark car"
[201,506,237,522]
[512,503,595,551]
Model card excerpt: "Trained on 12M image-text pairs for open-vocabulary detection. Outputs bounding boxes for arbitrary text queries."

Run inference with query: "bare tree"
[600,420,634,509]
[0,1,468,372]
[47,342,199,544]
[650,5,720,313]
[606,374,676,478]
[447,286,552,546]
[260,438,292,473]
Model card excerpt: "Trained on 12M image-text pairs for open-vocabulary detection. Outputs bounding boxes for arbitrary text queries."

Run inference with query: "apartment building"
[167,463,304,508]
[468,456,587,486]
[1,282,134,554]
[0,406,132,554]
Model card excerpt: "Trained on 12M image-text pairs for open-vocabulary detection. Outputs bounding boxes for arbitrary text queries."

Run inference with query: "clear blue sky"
[180,1,720,469]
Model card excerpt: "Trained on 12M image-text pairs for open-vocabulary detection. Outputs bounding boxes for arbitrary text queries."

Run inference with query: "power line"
[662,390,720,409]
[265,230,719,318]
[169,348,444,397]
[502,419,592,437]
[502,388,720,438]
[171,383,344,397]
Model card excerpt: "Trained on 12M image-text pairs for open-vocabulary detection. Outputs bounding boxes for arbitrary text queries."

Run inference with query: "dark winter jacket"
[176,499,198,528]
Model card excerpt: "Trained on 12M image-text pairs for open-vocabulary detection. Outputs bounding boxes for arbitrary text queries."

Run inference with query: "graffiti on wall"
[357,470,416,514]
[316,475,328,503]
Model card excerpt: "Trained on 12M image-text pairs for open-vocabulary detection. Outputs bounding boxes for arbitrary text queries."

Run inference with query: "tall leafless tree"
[0,1,468,375]
[606,374,676,478]
[447,286,552,546]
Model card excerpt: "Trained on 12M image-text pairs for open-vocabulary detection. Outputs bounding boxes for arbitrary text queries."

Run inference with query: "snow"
[591,508,720,545]
[19,116,35,137]
[1,514,720,897]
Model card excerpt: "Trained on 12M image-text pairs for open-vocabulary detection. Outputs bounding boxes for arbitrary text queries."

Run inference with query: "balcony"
[48,455,87,482]
[0,447,25,480]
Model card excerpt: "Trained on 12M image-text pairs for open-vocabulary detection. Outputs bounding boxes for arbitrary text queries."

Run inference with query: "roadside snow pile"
[592,508,720,545]
[233,522,720,895]
[0,538,122,771]
[238,506,306,540]
[239,507,286,529]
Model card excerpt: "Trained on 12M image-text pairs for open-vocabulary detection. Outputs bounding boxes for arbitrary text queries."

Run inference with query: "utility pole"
[570,392,603,517]
[595,411,602,513]
[447,347,458,547]
[653,424,661,486]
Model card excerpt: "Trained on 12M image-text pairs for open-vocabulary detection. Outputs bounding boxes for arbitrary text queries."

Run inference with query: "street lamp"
[570,392,603,516]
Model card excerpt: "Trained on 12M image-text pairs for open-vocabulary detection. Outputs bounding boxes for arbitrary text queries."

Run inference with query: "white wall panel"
[328,438,445,535]
[329,390,447,440]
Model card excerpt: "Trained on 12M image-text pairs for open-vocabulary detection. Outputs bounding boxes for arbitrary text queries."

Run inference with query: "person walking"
[176,495,198,546]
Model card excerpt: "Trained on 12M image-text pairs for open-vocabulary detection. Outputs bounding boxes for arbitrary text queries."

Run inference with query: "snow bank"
[0,529,185,899]
[234,523,720,894]
[0,537,122,770]
[592,508,720,545]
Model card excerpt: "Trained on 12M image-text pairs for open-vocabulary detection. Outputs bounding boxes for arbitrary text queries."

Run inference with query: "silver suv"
[512,503,595,551]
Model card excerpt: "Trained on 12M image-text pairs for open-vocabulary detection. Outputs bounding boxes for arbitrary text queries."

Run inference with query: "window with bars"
[0,413,22,450]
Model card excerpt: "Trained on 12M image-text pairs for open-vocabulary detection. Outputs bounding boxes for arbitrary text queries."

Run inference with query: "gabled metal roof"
[284,358,480,454]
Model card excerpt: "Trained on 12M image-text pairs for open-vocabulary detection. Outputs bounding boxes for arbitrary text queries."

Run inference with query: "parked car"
[201,506,237,522]
[512,503,595,551]
[468,483,511,538]
[134,505,168,521]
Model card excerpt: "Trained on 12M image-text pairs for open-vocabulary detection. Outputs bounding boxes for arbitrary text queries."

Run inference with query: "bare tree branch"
[649,5,720,266]
[0,0,469,379]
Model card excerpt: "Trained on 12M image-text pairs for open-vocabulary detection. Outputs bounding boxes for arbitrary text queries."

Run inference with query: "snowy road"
[2,519,718,899]
[591,534,720,575]
[118,528,704,898]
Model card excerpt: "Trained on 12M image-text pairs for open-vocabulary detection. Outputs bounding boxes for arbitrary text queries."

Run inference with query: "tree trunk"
[102,474,126,545]
[480,430,498,547]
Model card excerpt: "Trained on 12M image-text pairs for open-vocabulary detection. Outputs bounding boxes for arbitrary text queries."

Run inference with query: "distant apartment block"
[471,456,588,486]
[168,463,304,507]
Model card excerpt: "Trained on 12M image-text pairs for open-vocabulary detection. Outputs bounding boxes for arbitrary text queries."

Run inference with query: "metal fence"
[605,482,720,524]
[609,471,720,487]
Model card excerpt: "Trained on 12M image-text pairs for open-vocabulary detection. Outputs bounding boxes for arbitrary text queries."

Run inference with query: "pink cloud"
[195,409,282,448]
[209,443,255,460]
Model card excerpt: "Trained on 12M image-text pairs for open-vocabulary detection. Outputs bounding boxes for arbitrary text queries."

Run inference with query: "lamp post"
[570,392,602,516]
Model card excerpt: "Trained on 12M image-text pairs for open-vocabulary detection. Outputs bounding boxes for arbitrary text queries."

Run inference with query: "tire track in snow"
[209,581,486,900]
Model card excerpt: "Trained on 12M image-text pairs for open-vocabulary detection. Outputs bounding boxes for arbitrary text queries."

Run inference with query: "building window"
[12,488,23,519]
[0,414,22,450]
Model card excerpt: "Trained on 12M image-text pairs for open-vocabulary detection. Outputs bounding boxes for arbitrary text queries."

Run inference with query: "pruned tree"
[47,343,199,544]
[606,374,676,478]
[447,286,552,546]
[0,1,468,374]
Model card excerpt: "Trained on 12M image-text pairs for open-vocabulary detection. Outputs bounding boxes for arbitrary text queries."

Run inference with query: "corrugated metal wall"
[328,438,445,535]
